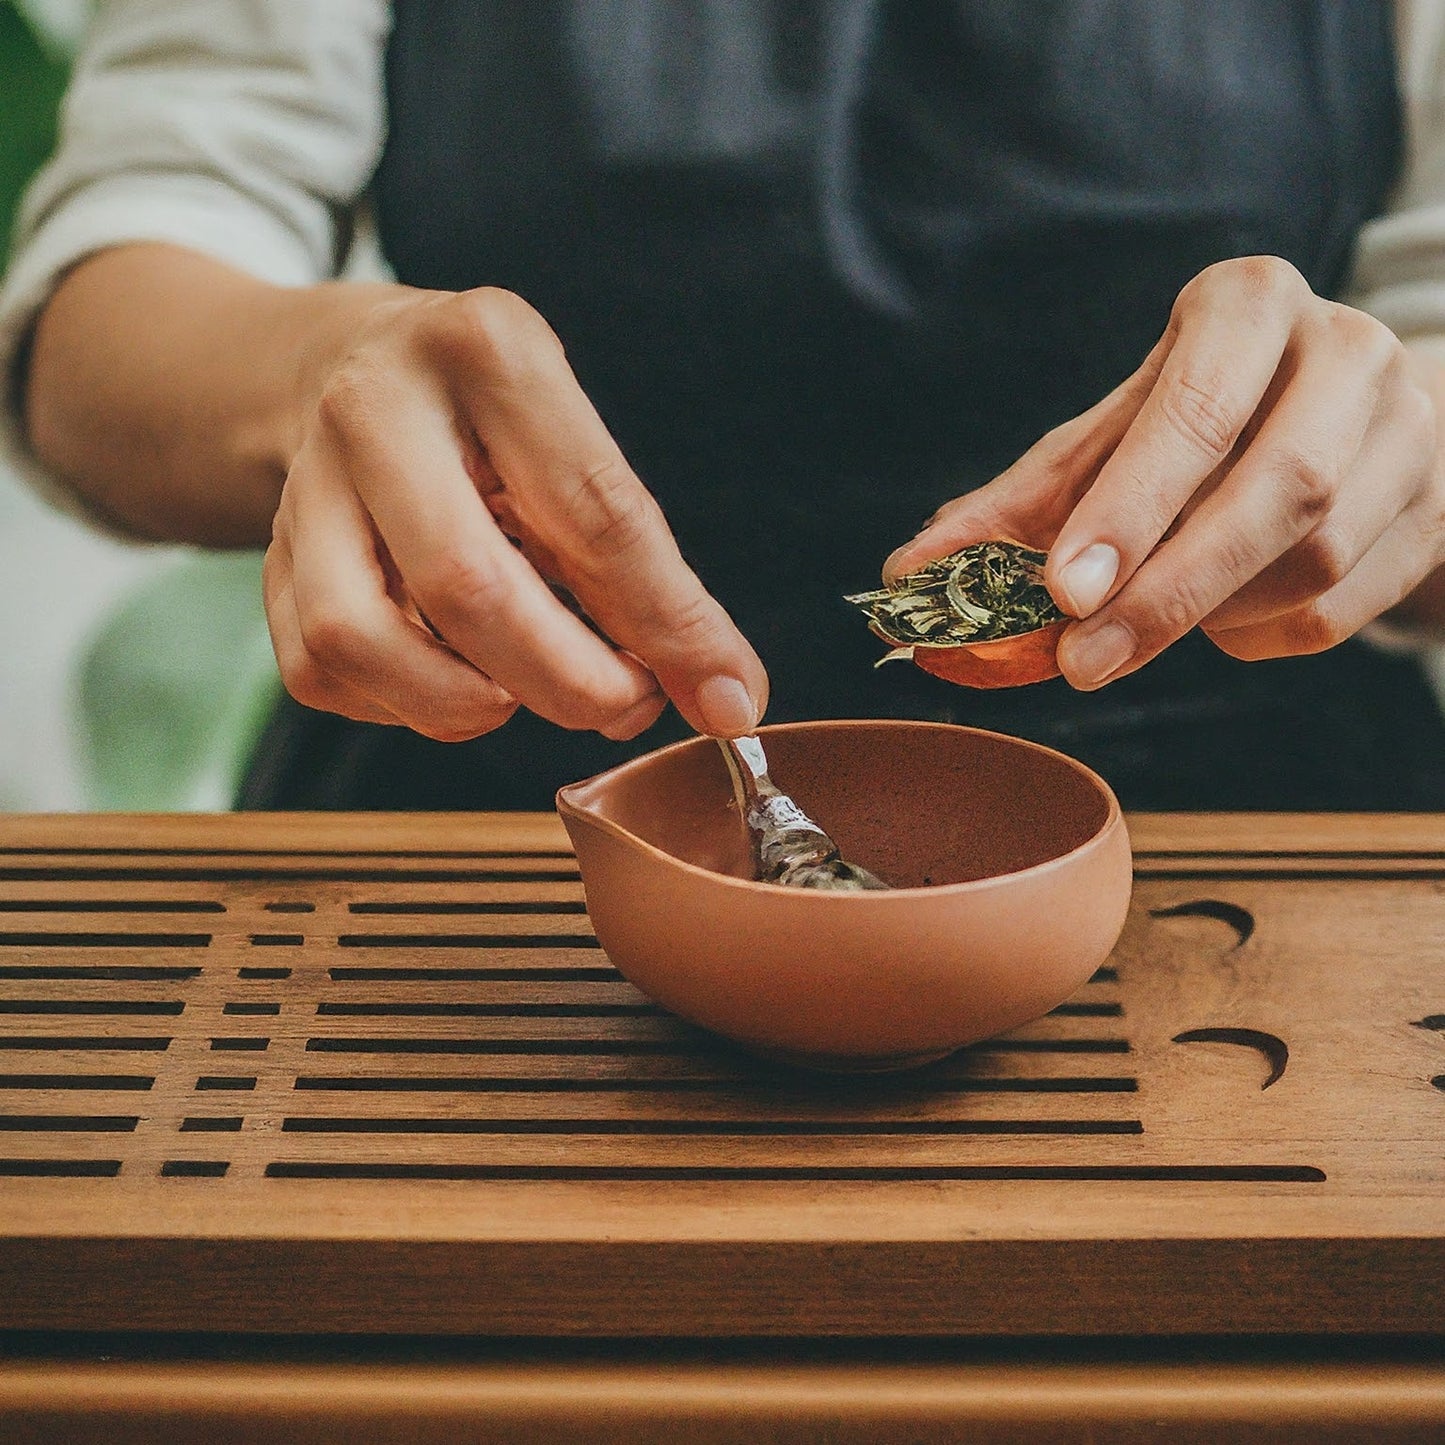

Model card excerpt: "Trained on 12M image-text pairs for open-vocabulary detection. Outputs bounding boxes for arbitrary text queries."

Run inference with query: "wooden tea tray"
[0,811,1440,1341]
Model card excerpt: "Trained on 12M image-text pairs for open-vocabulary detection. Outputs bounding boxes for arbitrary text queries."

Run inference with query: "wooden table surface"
[0,810,1441,1440]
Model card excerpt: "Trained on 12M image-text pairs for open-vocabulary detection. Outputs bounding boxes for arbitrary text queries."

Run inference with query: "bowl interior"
[563,721,1113,888]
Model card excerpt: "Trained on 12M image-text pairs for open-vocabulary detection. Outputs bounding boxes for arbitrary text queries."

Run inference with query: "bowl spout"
[556,739,754,882]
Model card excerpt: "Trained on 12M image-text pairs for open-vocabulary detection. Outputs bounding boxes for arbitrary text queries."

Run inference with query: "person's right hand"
[263,285,768,743]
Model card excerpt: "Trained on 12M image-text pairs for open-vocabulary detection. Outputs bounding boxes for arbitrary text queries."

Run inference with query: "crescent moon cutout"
[1172,1027,1288,1089]
[1150,899,1255,948]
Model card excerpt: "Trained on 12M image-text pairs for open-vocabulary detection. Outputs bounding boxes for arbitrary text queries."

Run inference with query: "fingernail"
[696,675,759,737]
[1056,543,1120,617]
[1061,620,1134,688]
[602,693,665,742]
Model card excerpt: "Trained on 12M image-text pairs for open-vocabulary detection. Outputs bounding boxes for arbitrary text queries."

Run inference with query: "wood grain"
[3,1356,1444,1443]
[0,812,1441,1337]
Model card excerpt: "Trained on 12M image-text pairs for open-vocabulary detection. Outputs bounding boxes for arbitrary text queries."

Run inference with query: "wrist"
[29,245,426,544]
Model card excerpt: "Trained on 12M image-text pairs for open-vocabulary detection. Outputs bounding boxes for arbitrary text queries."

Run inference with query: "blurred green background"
[1,2,71,268]
[0,0,277,812]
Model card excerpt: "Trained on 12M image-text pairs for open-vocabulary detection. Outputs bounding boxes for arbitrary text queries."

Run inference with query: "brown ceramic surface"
[557,720,1131,1069]
[910,618,1068,688]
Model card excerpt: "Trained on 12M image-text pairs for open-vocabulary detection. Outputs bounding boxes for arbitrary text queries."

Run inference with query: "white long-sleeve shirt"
[7,0,1445,523]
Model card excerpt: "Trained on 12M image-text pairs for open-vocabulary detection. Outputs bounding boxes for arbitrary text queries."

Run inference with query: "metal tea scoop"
[717,736,889,891]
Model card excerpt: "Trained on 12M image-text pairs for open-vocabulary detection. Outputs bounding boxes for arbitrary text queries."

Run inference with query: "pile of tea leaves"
[846,541,1064,647]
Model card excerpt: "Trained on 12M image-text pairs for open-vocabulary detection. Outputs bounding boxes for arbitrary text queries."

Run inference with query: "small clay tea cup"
[556,720,1131,1071]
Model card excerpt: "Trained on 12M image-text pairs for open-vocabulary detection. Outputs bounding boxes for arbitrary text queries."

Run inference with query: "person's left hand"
[883,255,1445,688]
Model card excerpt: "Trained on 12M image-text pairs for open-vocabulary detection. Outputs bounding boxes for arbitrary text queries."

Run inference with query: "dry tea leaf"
[847,541,1068,689]
[848,541,1062,646]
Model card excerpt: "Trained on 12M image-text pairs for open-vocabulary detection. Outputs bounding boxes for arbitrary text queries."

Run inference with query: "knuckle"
[420,700,518,744]
[1207,626,1267,663]
[1232,254,1306,301]
[1158,374,1240,461]
[1108,601,1165,662]
[279,655,339,714]
[1398,376,1437,438]
[418,548,514,623]
[542,660,656,734]
[549,688,626,735]
[1277,601,1347,655]
[439,286,560,373]
[1185,528,1264,613]
[315,359,388,441]
[1275,447,1335,522]
[1318,304,1403,381]
[1133,572,1217,649]
[1293,523,1354,592]
[297,607,370,671]
[601,697,663,742]
[1031,424,1098,489]
[466,285,547,336]
[1092,465,1179,550]
[1183,256,1286,306]
[567,457,659,561]
[1153,585,1208,644]
[644,585,724,651]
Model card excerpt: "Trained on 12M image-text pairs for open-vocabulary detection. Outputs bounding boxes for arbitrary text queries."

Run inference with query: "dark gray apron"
[241,0,1445,811]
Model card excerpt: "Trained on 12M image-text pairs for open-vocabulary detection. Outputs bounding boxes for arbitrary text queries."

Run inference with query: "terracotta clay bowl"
[905,618,1068,688]
[556,720,1131,1072]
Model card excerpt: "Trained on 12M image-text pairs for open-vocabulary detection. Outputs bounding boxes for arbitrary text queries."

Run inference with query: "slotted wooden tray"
[0,812,1440,1337]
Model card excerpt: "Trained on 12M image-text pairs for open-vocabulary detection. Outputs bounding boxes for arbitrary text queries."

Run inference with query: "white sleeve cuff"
[0,0,390,528]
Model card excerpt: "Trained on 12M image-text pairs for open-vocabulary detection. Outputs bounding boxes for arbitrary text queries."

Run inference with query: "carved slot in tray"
[0,814,1441,1338]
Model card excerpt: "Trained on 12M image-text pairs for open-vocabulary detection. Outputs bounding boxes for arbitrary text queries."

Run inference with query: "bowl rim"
[555,718,1126,901]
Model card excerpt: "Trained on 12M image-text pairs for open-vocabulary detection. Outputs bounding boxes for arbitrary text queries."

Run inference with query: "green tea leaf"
[846,541,1064,647]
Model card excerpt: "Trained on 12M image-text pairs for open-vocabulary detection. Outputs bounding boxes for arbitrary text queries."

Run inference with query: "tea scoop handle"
[716,736,889,891]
